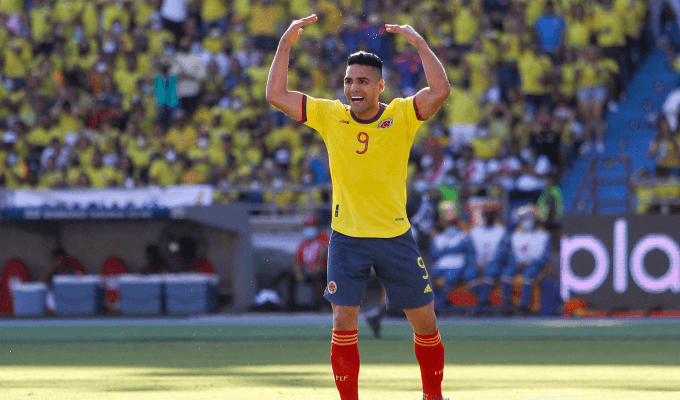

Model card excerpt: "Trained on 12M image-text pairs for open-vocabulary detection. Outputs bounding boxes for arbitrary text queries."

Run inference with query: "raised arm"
[266,14,318,122]
[385,24,450,120]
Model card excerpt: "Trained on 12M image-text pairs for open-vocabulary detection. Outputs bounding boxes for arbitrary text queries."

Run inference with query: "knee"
[406,303,438,335]
[332,305,360,331]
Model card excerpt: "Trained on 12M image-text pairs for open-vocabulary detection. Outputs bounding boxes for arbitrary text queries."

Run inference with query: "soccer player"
[266,14,451,400]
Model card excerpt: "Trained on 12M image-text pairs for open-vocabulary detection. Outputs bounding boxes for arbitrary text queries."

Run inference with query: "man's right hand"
[280,14,318,46]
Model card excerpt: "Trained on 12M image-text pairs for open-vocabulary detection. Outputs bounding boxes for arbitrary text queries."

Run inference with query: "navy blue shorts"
[324,229,435,310]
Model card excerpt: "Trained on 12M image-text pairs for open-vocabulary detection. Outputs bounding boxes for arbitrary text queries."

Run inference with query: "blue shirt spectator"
[535,2,566,55]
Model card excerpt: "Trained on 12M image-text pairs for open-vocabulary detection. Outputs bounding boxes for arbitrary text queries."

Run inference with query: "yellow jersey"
[303,95,424,238]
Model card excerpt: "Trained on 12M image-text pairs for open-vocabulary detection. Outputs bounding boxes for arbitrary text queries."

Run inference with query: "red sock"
[414,329,445,400]
[330,330,360,400]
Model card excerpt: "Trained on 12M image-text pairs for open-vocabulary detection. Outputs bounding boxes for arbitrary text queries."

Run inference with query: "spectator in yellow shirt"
[250,0,284,52]
[498,16,527,100]
[26,115,57,148]
[85,151,119,189]
[576,45,608,156]
[0,149,28,189]
[178,155,207,185]
[201,0,229,35]
[518,42,554,115]
[465,37,494,98]
[470,122,502,161]
[38,156,66,189]
[452,0,479,51]
[446,79,482,153]
[648,117,680,176]
[592,0,628,84]
[565,3,592,50]
[187,128,214,177]
[165,109,198,154]
[148,146,181,187]
[558,48,578,106]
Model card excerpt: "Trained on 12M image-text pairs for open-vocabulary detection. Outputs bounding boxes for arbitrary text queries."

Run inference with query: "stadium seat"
[0,258,31,315]
[99,256,129,314]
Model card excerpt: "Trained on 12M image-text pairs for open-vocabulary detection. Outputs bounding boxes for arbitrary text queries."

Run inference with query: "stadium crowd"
[0,0,650,219]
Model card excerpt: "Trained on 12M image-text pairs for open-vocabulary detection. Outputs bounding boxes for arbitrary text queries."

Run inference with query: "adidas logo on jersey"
[424,284,432,294]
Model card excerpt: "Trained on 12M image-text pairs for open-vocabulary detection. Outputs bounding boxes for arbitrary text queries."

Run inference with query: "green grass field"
[1,320,680,400]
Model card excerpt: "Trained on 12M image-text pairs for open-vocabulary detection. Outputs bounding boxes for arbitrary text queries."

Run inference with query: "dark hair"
[347,51,383,76]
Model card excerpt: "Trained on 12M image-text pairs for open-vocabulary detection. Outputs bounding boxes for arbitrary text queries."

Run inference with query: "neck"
[351,103,382,121]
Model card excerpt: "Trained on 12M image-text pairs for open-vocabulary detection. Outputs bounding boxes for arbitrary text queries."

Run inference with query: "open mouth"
[350,96,365,104]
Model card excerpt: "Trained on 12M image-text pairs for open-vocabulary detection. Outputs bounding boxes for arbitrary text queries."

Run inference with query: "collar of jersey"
[350,103,386,124]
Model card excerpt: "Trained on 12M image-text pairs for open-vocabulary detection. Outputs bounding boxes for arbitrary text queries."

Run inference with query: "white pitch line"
[514,393,659,400]
[512,395,601,400]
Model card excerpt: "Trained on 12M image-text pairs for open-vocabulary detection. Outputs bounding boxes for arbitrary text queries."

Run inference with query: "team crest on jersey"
[327,281,337,294]
[378,118,393,129]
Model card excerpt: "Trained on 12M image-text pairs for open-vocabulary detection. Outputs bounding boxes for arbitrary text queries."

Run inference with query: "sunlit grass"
[1,364,679,400]
[1,335,680,399]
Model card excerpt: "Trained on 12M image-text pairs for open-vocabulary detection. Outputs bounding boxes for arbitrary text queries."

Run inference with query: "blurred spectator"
[454,145,487,186]
[662,87,680,133]
[452,0,480,52]
[142,244,169,274]
[160,0,188,44]
[42,248,85,283]
[519,41,553,116]
[278,215,330,310]
[0,0,641,227]
[408,174,438,252]
[446,79,481,153]
[634,167,655,214]
[592,0,628,84]
[169,37,206,115]
[536,173,563,234]
[576,46,608,156]
[652,167,680,214]
[501,205,549,314]
[516,146,551,192]
[565,3,592,51]
[470,204,508,307]
[534,2,565,62]
[40,137,70,170]
[421,137,454,187]
[429,199,475,308]
[648,116,680,176]
[250,0,283,52]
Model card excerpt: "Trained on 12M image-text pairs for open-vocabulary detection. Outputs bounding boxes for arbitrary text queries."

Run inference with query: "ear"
[379,79,385,93]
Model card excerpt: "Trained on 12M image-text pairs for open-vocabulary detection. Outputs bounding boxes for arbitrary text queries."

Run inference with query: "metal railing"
[568,155,632,215]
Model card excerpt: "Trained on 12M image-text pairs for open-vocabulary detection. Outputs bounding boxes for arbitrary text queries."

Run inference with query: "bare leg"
[404,300,438,335]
